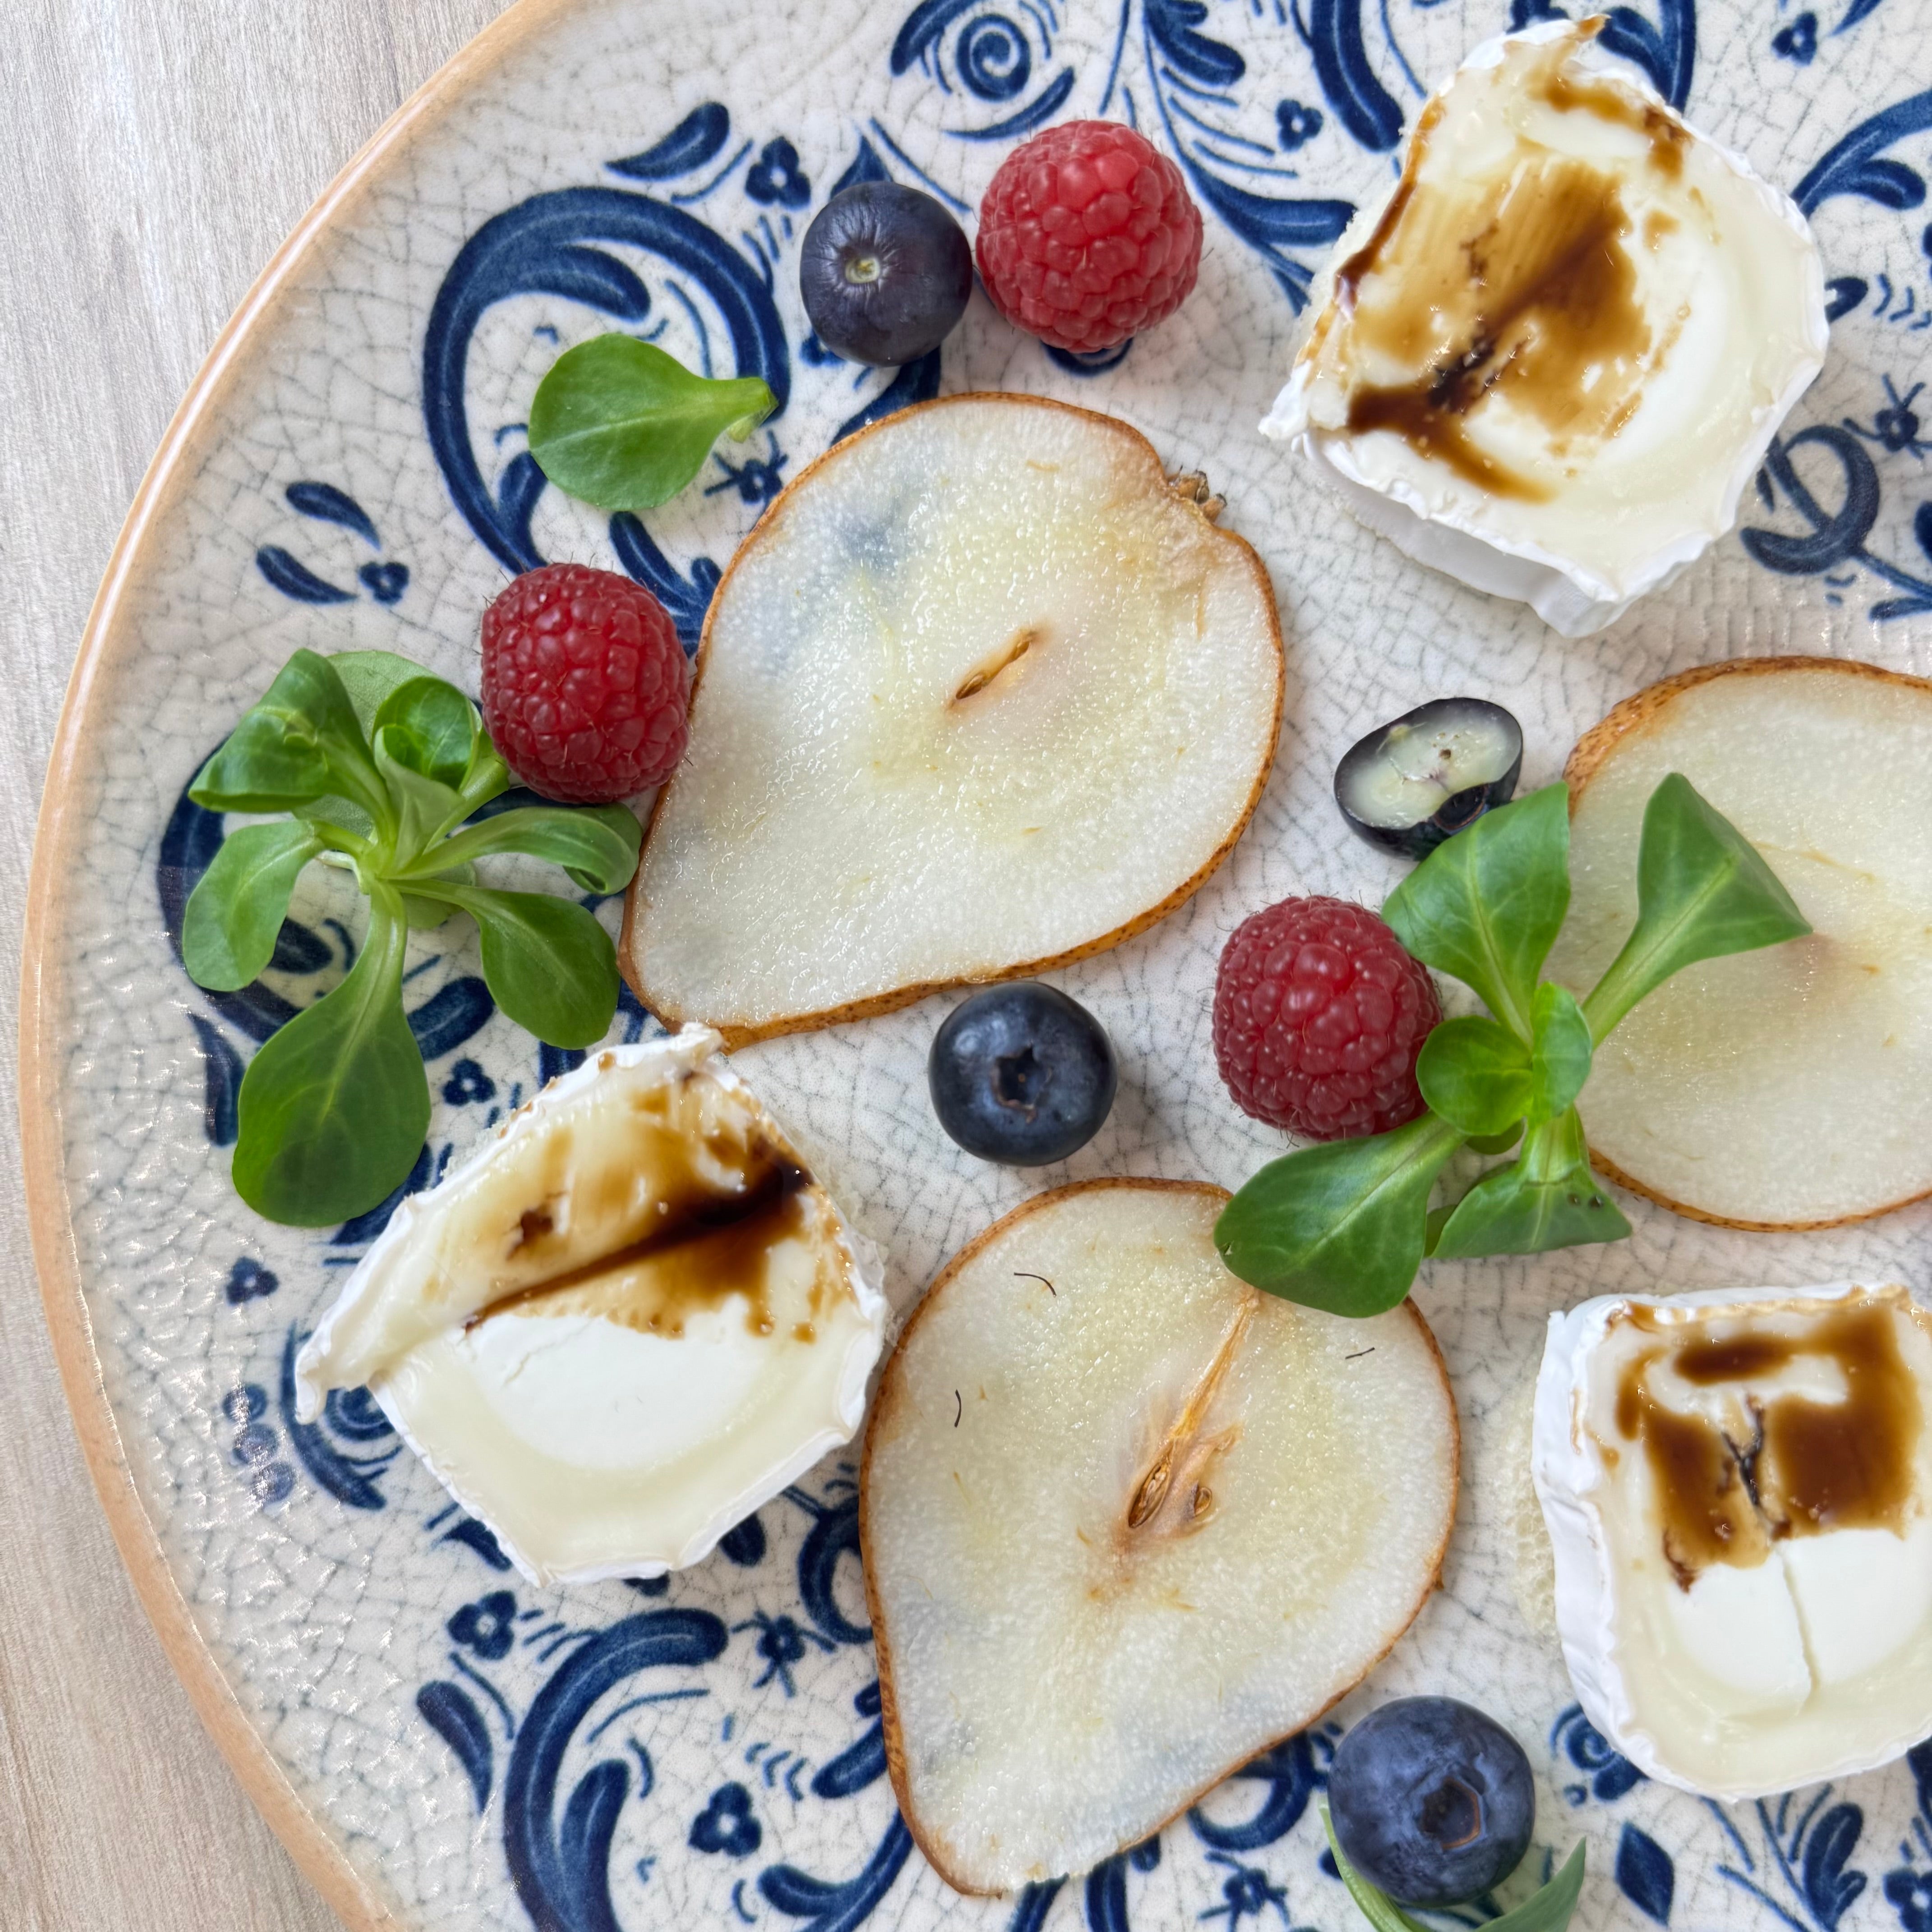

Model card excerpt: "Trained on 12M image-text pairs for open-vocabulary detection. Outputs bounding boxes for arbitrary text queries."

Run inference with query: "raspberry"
[1213,897,1441,1141]
[479,564,690,804]
[975,120,1203,353]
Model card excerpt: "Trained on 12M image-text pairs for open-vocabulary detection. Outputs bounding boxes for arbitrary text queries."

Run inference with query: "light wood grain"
[0,5,515,1924]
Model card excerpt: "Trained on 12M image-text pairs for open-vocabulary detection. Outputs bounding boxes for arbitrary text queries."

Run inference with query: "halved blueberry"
[1335,698,1523,860]
[1328,1696,1536,1907]
[799,183,972,368]
[928,983,1116,1165]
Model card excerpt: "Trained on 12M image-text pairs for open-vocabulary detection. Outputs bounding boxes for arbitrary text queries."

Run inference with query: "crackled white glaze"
[24,0,1932,1925]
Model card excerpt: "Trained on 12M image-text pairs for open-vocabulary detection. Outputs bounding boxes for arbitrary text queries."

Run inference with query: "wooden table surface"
[0,5,516,1924]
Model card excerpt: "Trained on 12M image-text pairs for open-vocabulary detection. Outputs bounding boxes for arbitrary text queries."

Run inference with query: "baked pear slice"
[1549,657,1932,1228]
[860,1180,1458,1895]
[623,395,1283,1044]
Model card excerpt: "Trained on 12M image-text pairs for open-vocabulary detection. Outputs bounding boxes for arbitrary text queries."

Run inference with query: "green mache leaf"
[529,335,777,512]
[456,735,512,817]
[1384,782,1572,1040]
[190,708,332,812]
[372,676,478,789]
[411,804,642,894]
[374,729,467,862]
[1214,1112,1465,1317]
[1417,1017,1533,1136]
[415,882,618,1049]
[180,821,323,991]
[1467,1121,1525,1156]
[1486,1844,1587,1932]
[1423,1200,1457,1255]
[1582,772,1812,1040]
[297,650,444,838]
[331,649,434,733]
[194,649,387,828]
[230,888,430,1225]
[1431,1106,1630,1260]
[400,882,468,931]
[1322,1810,1585,1932]
[1529,981,1593,1122]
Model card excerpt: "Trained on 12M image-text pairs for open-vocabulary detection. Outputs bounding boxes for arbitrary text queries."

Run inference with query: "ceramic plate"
[25,0,1932,1925]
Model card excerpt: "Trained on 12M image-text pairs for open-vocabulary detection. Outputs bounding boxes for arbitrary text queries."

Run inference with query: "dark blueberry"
[1334,698,1523,860]
[799,183,973,367]
[1328,1697,1536,1907]
[928,983,1116,1165]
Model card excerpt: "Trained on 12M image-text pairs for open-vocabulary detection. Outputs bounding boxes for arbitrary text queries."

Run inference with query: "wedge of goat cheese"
[295,1027,886,1587]
[1262,18,1826,637]
[1534,1283,1932,1796]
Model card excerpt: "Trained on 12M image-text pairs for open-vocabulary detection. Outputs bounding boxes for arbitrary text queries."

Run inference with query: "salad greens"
[1322,1809,1586,1932]
[183,647,642,1228]
[528,335,776,512]
[1215,776,1810,1316]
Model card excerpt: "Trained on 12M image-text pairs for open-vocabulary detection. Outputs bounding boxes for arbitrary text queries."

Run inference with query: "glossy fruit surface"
[1213,897,1440,1139]
[799,182,973,366]
[1335,697,1524,859]
[480,563,689,803]
[929,982,1117,1164]
[975,120,1202,352]
[1328,1696,1536,1906]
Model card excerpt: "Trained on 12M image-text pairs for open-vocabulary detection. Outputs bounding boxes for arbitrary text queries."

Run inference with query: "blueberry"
[929,983,1116,1165]
[1328,1697,1536,1907]
[1334,697,1523,860]
[799,183,973,367]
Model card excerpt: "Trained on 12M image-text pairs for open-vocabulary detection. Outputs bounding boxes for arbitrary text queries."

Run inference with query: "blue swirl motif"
[504,1610,730,1932]
[275,1325,401,1510]
[892,0,1078,140]
[420,106,790,648]
[1723,85,1932,611]
[1883,1743,1932,1932]
[1711,1791,1867,1931]
[420,106,952,648]
[257,479,410,606]
[1741,410,1932,620]
[1551,1703,1647,1805]
[1796,87,1932,221]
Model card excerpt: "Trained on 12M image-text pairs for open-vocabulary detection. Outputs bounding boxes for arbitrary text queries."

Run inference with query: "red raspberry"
[480,564,690,804]
[1213,897,1441,1141]
[975,120,1203,353]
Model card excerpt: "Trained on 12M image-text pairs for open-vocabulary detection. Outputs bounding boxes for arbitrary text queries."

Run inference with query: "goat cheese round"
[294,1027,887,1587]
[1262,19,1827,637]
[1533,1283,1932,1797]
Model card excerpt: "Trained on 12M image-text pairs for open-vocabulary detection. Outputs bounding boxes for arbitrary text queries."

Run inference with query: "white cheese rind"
[294,1026,888,1587]
[1262,21,1828,638]
[1533,1283,1932,1797]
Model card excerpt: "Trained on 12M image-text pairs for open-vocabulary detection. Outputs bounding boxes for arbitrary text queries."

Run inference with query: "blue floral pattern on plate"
[34,0,1932,1924]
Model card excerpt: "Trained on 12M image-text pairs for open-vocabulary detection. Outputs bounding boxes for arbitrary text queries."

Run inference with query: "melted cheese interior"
[1281,21,1823,595]
[295,1038,881,1584]
[1582,1288,1932,1787]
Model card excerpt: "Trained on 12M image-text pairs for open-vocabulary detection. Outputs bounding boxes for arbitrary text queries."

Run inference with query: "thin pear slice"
[623,395,1283,1044]
[860,1180,1458,1895]
[1550,657,1932,1228]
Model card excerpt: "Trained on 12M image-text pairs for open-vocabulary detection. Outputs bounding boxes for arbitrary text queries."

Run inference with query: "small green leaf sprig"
[1322,1808,1587,1932]
[1215,776,1811,1316]
[183,648,642,1228]
[529,335,777,512]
